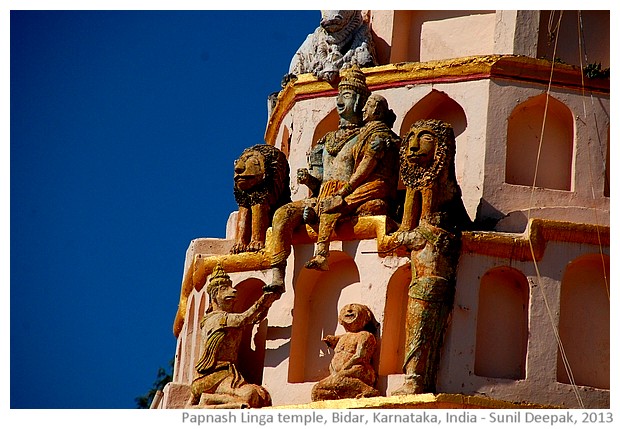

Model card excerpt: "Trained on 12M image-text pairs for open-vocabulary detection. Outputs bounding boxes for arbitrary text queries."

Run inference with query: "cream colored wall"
[440,241,609,408]
[263,239,410,405]
[420,14,496,62]
[369,10,608,68]
[485,81,609,231]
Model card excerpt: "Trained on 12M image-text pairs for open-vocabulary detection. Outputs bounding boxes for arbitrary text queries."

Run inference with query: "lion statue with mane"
[231,144,291,254]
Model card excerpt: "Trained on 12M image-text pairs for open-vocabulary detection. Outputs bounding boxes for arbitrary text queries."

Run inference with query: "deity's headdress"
[338,64,370,98]
[206,263,232,296]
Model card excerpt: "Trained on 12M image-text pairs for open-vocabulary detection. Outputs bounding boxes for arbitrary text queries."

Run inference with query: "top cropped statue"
[287,10,377,83]
[269,65,400,286]
[392,119,470,396]
[231,144,290,254]
[188,264,282,408]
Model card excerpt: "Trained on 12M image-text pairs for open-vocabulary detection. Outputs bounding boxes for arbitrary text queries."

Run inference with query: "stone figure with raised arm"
[311,303,380,401]
[188,264,282,408]
[391,119,470,396]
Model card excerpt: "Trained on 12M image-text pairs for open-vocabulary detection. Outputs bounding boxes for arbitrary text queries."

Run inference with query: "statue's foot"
[392,379,425,396]
[356,386,380,399]
[246,240,265,252]
[305,254,329,271]
[230,242,247,254]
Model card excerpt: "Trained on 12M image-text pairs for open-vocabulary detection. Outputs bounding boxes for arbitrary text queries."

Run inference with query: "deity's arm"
[399,187,421,231]
[323,334,341,349]
[342,137,385,194]
[226,291,280,327]
[300,141,325,196]
[346,153,378,193]
[297,167,322,196]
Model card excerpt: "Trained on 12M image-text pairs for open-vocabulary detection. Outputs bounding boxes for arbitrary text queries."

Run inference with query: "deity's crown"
[207,263,231,294]
[338,64,370,98]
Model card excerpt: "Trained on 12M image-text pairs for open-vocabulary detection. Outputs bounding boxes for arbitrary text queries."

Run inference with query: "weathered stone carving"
[305,92,401,270]
[271,65,396,284]
[311,303,380,401]
[231,144,290,254]
[392,119,470,395]
[188,264,282,408]
[287,11,377,84]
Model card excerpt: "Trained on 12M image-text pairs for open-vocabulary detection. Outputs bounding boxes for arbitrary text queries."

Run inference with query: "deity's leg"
[305,212,340,271]
[393,275,454,395]
[270,201,306,285]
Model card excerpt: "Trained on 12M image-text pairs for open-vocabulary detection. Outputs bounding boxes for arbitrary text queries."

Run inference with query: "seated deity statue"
[311,303,380,401]
[304,92,401,271]
[269,65,369,286]
[270,66,401,289]
[188,264,282,408]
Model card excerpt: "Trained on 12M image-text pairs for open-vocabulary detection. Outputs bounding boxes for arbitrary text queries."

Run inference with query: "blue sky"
[9,8,319,409]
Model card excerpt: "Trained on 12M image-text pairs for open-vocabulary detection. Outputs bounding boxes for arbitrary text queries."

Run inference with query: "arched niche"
[312,109,339,148]
[388,11,494,63]
[557,254,610,389]
[399,89,468,139]
[378,264,411,375]
[505,94,574,190]
[288,252,361,383]
[474,267,529,380]
[233,278,269,385]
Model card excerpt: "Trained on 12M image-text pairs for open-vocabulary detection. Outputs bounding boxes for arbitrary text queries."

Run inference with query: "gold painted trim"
[173,217,609,336]
[269,392,554,409]
[265,55,609,146]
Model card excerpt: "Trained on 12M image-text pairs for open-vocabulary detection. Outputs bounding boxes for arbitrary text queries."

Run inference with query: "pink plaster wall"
[162,10,610,409]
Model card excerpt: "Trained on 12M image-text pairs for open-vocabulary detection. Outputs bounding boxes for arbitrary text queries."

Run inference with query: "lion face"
[405,126,437,168]
[320,10,356,33]
[234,149,266,192]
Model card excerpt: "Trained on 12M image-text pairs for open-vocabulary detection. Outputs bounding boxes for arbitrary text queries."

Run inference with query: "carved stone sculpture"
[311,303,380,401]
[231,144,290,254]
[304,92,401,270]
[188,264,282,408]
[392,119,470,396]
[287,10,377,84]
[269,65,373,284]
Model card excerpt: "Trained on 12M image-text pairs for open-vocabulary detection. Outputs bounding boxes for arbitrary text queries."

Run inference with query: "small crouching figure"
[188,264,283,408]
[311,303,380,401]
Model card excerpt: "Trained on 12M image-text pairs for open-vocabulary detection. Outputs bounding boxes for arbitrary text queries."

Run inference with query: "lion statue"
[398,119,470,233]
[285,10,377,85]
[231,144,291,254]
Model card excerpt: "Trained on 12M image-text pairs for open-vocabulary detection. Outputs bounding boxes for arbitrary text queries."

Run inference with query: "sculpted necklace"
[325,123,359,155]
